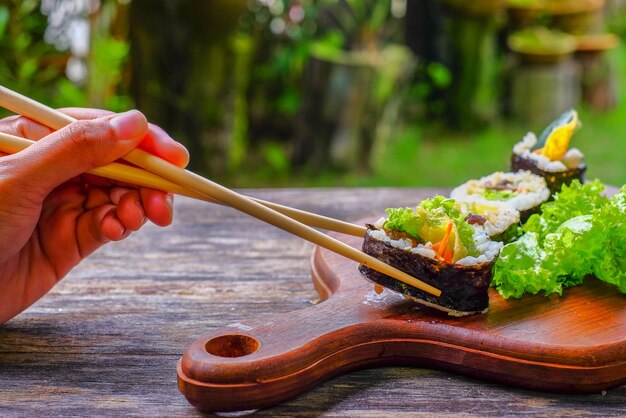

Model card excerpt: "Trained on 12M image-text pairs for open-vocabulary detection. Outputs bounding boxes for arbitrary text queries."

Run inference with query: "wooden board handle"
[177,294,388,412]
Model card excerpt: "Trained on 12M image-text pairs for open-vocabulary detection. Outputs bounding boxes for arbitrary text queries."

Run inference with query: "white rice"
[513,132,585,171]
[456,231,503,265]
[450,170,549,213]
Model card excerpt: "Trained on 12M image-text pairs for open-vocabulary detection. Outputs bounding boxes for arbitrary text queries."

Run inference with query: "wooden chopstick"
[0,132,366,237]
[0,85,441,297]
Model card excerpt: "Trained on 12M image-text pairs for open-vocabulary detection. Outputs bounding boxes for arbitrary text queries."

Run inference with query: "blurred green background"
[1,0,625,188]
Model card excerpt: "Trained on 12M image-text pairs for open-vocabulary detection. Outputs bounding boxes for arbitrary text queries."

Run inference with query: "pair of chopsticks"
[0,85,441,297]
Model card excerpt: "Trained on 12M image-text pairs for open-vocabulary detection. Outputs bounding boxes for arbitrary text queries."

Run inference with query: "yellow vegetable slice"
[541,110,579,161]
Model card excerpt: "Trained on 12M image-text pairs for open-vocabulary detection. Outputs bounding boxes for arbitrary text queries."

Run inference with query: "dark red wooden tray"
[177,222,626,412]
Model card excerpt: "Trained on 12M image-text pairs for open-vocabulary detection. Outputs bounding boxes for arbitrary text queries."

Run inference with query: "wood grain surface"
[1,188,625,417]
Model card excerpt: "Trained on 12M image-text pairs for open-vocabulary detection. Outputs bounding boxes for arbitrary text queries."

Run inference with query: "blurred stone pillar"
[510,59,580,130]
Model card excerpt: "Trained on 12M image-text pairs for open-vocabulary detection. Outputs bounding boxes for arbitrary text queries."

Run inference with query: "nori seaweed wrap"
[359,196,503,316]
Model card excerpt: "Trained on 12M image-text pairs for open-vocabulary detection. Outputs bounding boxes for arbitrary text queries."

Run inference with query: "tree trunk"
[129,0,247,175]
[442,10,501,131]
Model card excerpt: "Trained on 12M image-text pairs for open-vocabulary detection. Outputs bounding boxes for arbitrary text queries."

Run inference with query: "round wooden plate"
[177,220,626,413]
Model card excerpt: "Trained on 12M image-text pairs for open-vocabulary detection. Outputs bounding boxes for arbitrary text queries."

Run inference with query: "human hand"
[0,109,189,323]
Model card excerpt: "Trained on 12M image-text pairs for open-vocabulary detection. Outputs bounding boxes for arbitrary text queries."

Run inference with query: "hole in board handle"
[205,334,260,358]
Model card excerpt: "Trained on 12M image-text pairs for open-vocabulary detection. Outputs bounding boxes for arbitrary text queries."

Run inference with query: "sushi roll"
[450,170,550,222]
[511,109,586,195]
[359,196,503,316]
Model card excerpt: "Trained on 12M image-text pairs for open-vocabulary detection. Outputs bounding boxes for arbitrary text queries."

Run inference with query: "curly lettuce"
[493,180,626,298]
[590,189,626,293]
[521,179,607,241]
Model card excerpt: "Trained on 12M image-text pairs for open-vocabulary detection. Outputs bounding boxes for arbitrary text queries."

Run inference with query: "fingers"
[83,186,146,232]
[0,108,112,140]
[75,193,139,257]
[140,189,174,227]
[78,188,167,247]
[58,108,189,168]
[57,108,115,120]
[0,108,189,169]
[2,110,149,201]
[82,184,166,232]
[0,115,54,139]
[76,204,120,257]
[138,124,190,168]
[115,190,146,231]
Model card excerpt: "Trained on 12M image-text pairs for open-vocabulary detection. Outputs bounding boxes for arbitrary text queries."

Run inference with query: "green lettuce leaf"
[384,207,424,240]
[493,181,626,298]
[492,232,557,299]
[522,179,607,242]
[591,187,626,292]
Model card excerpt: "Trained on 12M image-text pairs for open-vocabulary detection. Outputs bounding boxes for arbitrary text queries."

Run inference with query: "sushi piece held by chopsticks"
[359,196,503,316]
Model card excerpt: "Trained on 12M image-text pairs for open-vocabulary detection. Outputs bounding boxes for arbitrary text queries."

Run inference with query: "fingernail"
[110,110,147,140]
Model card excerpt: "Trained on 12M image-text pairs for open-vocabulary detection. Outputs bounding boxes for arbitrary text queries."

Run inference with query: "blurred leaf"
[92,37,129,74]
[55,79,87,108]
[15,32,32,51]
[263,143,290,173]
[427,62,452,88]
[277,88,301,115]
[0,6,9,40]
[409,82,431,100]
[370,0,390,31]
[309,30,345,61]
[107,95,134,113]
[18,58,37,80]
[19,0,39,15]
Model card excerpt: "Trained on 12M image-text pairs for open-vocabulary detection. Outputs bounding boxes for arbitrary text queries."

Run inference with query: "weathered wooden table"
[1,188,624,416]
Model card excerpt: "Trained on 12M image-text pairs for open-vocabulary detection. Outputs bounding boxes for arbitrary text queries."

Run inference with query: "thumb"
[9,110,148,197]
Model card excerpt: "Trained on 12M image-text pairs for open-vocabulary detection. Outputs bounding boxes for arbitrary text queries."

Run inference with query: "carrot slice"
[443,247,453,263]
[437,221,454,260]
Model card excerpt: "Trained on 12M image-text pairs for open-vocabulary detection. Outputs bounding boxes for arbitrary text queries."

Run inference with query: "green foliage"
[427,62,453,89]
[0,6,9,38]
[263,142,291,174]
[88,36,131,111]
[241,0,407,122]
[0,0,132,117]
[0,0,77,113]
[230,34,254,169]
[309,31,346,62]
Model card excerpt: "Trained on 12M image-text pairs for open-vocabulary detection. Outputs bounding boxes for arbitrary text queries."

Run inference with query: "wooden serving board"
[177,221,626,413]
